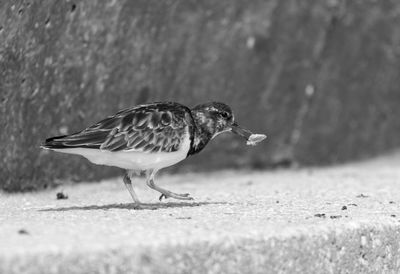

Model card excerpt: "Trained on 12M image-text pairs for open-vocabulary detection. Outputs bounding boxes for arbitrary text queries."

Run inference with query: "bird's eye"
[221,112,228,118]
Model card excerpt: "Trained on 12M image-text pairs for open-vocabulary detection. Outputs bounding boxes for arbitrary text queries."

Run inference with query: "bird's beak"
[231,122,253,141]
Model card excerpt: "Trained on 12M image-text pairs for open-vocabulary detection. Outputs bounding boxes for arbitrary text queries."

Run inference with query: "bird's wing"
[45,103,193,153]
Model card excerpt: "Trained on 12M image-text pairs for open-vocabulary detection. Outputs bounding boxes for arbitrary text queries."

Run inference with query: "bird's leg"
[145,170,193,201]
[123,172,142,209]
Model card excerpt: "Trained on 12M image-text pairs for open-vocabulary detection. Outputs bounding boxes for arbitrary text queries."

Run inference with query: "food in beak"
[246,134,267,146]
[231,123,267,146]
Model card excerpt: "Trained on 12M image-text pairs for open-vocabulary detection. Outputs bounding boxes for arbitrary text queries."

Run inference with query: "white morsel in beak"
[246,134,267,146]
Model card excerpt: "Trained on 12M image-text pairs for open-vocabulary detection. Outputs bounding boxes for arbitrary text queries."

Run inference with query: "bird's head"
[191,102,255,141]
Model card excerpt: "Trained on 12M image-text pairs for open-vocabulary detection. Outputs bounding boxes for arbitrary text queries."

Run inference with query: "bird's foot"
[159,193,193,201]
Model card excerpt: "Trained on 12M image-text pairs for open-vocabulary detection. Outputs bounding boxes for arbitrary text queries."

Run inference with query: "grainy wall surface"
[1,0,400,191]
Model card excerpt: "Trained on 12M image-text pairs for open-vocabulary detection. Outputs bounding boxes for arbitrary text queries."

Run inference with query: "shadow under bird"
[41,102,266,208]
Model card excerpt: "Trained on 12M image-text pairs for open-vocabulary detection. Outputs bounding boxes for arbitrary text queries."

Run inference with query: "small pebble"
[314,213,326,218]
[330,215,342,219]
[341,206,347,210]
[18,229,29,235]
[56,192,68,200]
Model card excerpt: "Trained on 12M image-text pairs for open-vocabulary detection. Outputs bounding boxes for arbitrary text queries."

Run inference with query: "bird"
[41,101,266,208]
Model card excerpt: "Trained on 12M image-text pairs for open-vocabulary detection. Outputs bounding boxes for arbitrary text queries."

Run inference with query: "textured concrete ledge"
[1,155,400,273]
[2,0,400,191]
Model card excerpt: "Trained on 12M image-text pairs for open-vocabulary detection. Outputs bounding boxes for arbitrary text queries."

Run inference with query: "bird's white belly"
[53,134,191,171]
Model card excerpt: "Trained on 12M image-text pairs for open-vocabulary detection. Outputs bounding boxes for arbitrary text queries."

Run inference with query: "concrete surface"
[2,1,400,191]
[1,155,400,273]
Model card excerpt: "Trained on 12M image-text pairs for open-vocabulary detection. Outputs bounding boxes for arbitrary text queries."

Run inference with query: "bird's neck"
[187,110,217,156]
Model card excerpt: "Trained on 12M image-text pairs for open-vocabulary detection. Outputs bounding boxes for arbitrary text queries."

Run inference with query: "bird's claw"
[159,193,193,201]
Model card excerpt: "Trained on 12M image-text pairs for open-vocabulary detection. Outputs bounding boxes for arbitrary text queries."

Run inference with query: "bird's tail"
[40,131,109,150]
[40,135,70,150]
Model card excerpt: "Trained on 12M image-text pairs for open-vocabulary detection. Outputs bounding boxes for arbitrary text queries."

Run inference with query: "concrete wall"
[1,0,400,191]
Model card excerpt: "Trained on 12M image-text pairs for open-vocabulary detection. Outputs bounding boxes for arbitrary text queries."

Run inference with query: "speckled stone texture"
[1,156,400,273]
[1,0,400,191]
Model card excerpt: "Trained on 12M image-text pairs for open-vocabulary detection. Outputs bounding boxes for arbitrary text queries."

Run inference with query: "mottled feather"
[43,102,194,153]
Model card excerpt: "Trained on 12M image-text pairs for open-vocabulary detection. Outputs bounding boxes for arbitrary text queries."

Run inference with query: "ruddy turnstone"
[41,102,266,208]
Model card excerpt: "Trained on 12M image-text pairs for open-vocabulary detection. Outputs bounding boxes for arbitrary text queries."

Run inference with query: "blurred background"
[1,0,400,191]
